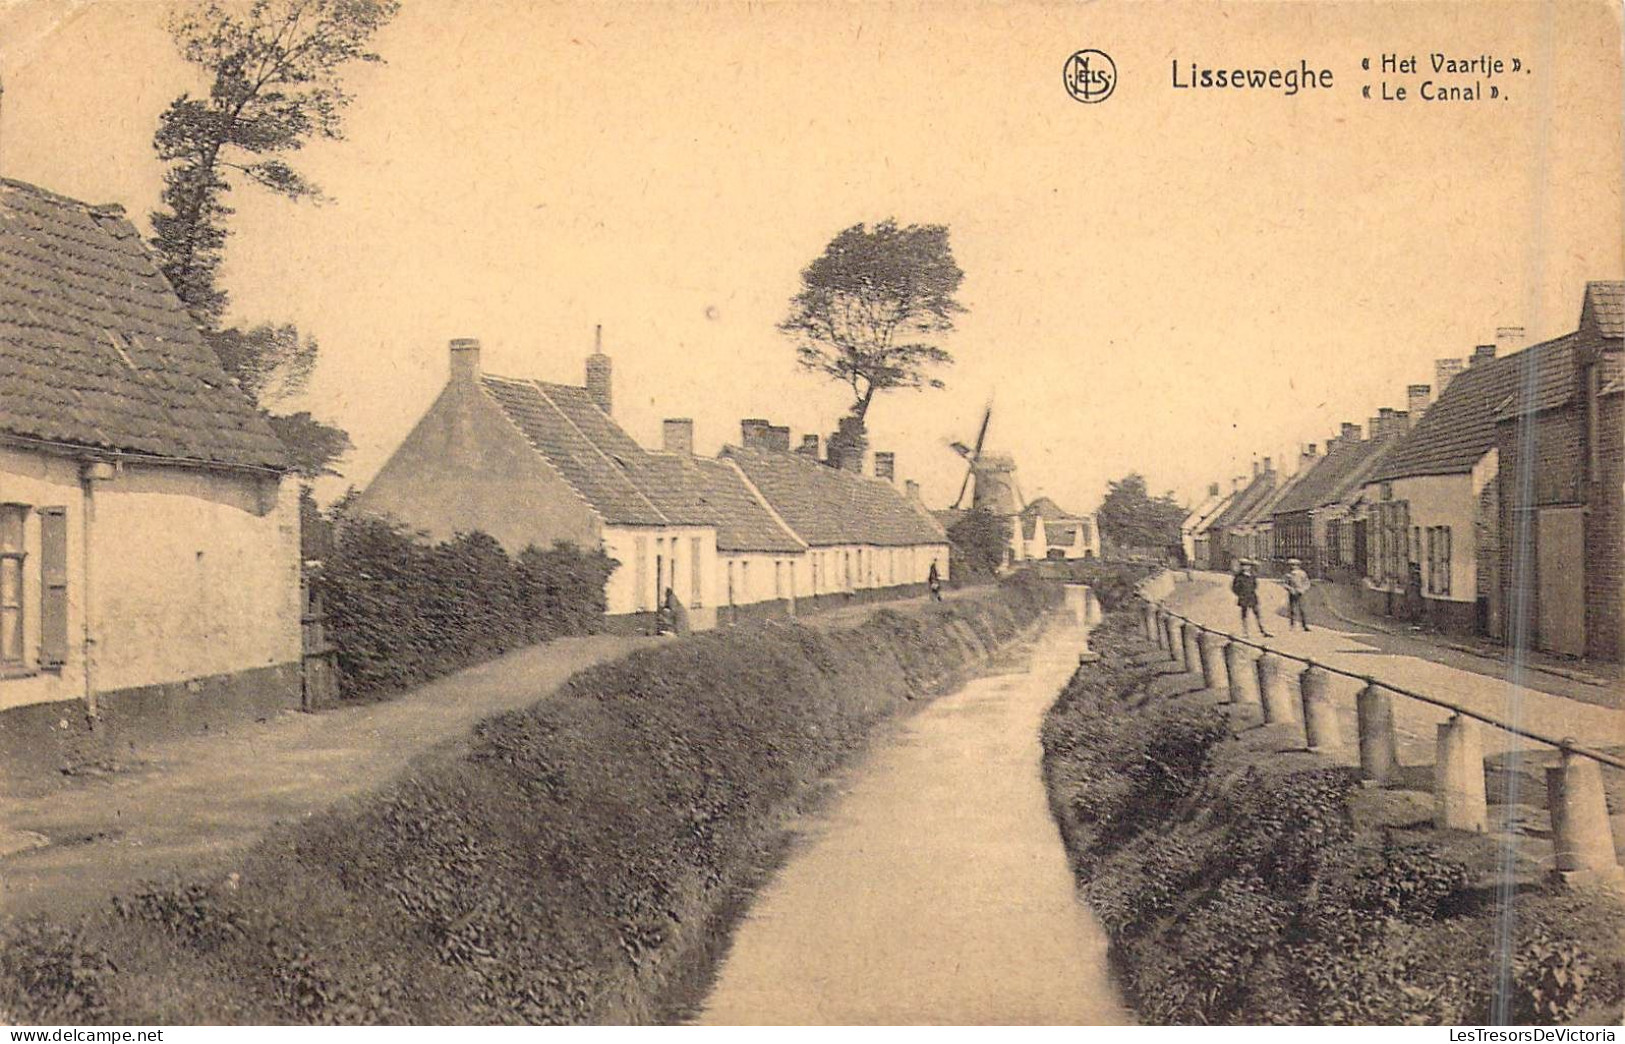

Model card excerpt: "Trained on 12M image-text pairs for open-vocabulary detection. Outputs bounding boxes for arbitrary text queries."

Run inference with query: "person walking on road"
[1232,559,1272,637]
[927,561,943,602]
[1284,557,1313,631]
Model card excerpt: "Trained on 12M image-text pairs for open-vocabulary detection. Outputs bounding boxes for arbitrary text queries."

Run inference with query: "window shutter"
[39,507,68,667]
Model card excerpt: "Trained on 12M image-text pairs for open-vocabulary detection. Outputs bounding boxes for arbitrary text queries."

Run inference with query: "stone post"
[1181,622,1202,676]
[1433,715,1488,833]
[1299,665,1341,753]
[1224,641,1261,706]
[1153,609,1168,648]
[1355,683,1400,784]
[1197,630,1228,691]
[1256,651,1297,724]
[1162,614,1179,661]
[1141,602,1155,642]
[1546,749,1623,883]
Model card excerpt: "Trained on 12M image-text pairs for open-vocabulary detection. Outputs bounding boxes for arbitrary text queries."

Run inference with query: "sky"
[0,0,1620,514]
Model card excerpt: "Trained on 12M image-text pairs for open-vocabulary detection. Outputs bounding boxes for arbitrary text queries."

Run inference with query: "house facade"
[1020,497,1099,560]
[0,178,300,773]
[1204,460,1277,572]
[1363,338,1559,637]
[1492,282,1624,661]
[357,339,723,629]
[722,440,950,599]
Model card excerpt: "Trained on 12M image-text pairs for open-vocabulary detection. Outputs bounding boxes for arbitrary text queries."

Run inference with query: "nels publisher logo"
[1064,49,1116,103]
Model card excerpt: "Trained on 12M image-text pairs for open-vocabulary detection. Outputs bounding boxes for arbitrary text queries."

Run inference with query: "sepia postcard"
[0,0,1621,1030]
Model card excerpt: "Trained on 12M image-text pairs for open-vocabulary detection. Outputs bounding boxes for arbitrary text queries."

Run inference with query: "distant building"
[1491,282,1623,661]
[722,439,950,599]
[1204,459,1278,572]
[1019,496,1099,560]
[0,178,301,767]
[1180,483,1225,567]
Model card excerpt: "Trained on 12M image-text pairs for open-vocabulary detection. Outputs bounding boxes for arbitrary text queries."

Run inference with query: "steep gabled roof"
[1275,433,1402,515]
[479,375,667,525]
[1584,281,1625,339]
[1208,472,1276,532]
[688,456,805,553]
[0,177,287,471]
[1493,334,1582,421]
[722,444,948,547]
[1373,334,1573,481]
[1022,496,1072,520]
[1189,491,1235,535]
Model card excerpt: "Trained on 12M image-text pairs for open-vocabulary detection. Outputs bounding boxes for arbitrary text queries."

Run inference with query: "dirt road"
[0,634,649,917]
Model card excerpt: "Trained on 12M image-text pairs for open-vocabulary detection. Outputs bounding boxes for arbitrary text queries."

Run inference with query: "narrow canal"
[697,605,1131,1025]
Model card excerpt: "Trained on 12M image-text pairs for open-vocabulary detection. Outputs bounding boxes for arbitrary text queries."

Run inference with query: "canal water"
[697,602,1131,1025]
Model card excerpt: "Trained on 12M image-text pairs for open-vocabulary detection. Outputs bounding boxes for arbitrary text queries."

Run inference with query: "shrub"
[315,511,617,702]
[1514,935,1595,1024]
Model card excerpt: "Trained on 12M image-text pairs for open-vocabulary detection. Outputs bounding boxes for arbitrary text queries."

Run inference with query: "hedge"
[1043,615,1625,1025]
[313,512,617,702]
[0,575,1059,1024]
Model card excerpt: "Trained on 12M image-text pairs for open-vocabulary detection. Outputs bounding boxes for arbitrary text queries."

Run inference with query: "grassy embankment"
[1043,610,1625,1025]
[0,577,1056,1025]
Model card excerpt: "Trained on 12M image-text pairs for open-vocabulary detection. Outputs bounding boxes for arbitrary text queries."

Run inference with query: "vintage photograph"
[0,0,1621,1028]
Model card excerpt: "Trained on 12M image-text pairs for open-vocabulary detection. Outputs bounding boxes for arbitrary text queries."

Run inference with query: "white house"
[1020,497,1100,560]
[722,439,950,600]
[0,177,300,774]
[357,338,722,629]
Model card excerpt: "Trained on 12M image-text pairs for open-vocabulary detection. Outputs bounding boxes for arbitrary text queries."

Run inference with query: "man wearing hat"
[1284,557,1313,631]
[1231,559,1271,637]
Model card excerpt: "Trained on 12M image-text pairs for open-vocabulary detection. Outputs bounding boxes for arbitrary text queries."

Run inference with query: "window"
[1,504,28,664]
[773,559,783,599]
[727,560,736,607]
[634,537,650,611]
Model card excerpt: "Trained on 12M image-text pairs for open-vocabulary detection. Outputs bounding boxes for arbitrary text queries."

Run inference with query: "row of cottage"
[0,175,947,766]
[1182,281,1624,663]
[354,336,952,631]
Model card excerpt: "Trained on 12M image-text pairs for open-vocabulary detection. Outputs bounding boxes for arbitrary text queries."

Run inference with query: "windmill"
[949,403,1025,516]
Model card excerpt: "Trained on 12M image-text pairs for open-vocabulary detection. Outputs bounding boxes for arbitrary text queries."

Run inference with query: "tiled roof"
[1189,492,1234,534]
[0,177,287,470]
[1208,472,1276,533]
[1274,434,1401,515]
[1374,335,1571,480]
[722,444,948,547]
[688,457,805,553]
[1586,281,1625,339]
[479,375,667,525]
[1493,334,1581,421]
[1022,496,1072,520]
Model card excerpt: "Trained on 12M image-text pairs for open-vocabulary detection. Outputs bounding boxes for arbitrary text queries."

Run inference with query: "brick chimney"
[740,418,773,450]
[840,448,864,473]
[662,418,694,455]
[1262,456,1273,475]
[1435,358,1466,393]
[796,434,820,458]
[1407,384,1431,420]
[1496,326,1526,354]
[449,337,481,385]
[1471,344,1497,367]
[767,424,791,452]
[1208,482,1220,497]
[905,479,922,502]
[585,325,612,415]
[874,451,896,482]
[1299,444,1318,472]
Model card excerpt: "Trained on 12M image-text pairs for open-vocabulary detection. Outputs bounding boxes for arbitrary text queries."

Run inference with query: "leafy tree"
[150,0,399,329]
[266,411,354,479]
[780,220,965,462]
[148,0,394,479]
[207,322,317,407]
[1097,473,1187,553]
[946,507,1007,581]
